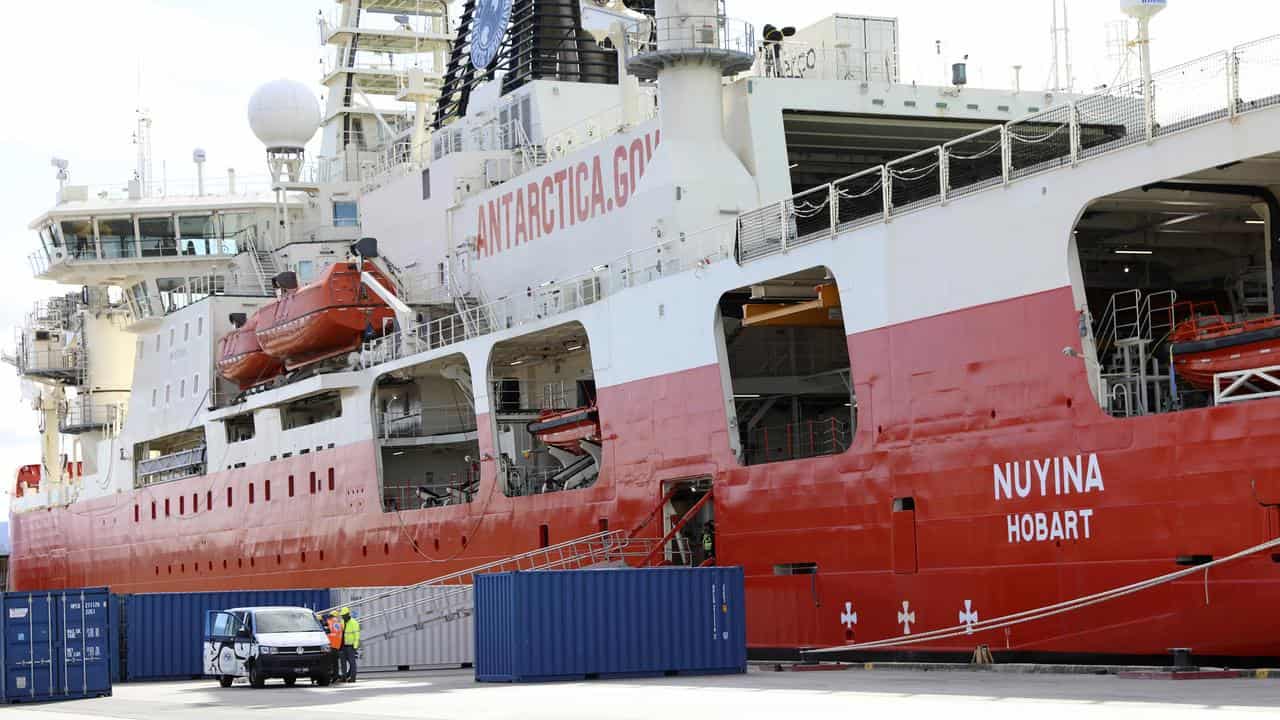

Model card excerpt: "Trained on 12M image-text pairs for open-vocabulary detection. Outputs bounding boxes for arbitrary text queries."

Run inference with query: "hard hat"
[341,607,351,615]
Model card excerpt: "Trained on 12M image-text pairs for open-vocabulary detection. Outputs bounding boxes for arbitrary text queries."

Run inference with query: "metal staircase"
[1094,289,1176,416]
[330,530,656,644]
[243,233,280,295]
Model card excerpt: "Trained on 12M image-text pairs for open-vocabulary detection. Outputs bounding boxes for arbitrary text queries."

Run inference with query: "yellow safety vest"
[342,617,361,648]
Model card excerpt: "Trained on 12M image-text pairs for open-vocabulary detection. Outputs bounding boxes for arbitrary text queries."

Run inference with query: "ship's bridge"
[26,191,295,287]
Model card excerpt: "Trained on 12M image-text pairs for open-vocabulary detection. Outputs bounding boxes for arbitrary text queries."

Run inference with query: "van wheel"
[283,676,297,687]
[248,664,266,688]
[312,674,332,687]
[218,675,234,688]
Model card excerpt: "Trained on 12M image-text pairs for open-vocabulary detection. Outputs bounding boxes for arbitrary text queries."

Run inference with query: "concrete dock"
[7,666,1280,719]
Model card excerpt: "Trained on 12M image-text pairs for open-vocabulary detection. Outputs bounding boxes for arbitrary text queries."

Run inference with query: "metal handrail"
[735,35,1280,265]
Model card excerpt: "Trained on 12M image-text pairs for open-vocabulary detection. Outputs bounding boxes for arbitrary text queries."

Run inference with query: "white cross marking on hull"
[897,601,915,635]
[958,600,979,634]
[840,601,858,629]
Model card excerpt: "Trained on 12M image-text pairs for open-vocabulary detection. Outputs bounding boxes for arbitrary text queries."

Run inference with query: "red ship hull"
[12,287,1280,661]
[254,261,397,371]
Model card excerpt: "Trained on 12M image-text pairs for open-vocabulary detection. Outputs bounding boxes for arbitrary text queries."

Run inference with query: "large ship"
[9,0,1280,663]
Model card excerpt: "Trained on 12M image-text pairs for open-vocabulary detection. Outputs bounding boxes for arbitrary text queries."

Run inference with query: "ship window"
[192,492,198,512]
[139,216,177,257]
[288,475,295,497]
[1071,167,1276,417]
[328,468,334,491]
[264,480,271,502]
[179,496,184,515]
[178,215,225,255]
[134,504,139,522]
[207,490,212,509]
[715,266,856,466]
[227,487,233,507]
[151,501,156,519]
[193,373,200,395]
[333,201,359,227]
[773,563,819,575]
[165,384,171,404]
[280,391,343,430]
[151,389,157,408]
[486,325,599,499]
[296,260,315,284]
[184,322,190,341]
[249,482,255,504]
[97,217,137,258]
[169,327,175,347]
[179,379,186,399]
[225,414,255,443]
[197,317,204,336]
[310,471,316,494]
[59,219,95,259]
[165,498,170,516]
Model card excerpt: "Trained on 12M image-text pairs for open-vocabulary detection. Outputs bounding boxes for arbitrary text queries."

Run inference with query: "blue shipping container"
[121,589,331,681]
[475,567,746,682]
[1,588,113,704]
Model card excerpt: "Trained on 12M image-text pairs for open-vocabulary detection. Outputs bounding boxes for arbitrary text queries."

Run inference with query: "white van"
[203,606,335,688]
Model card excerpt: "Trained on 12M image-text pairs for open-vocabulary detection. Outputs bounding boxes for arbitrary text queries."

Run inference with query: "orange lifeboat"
[1171,301,1280,391]
[527,406,601,454]
[254,260,398,371]
[216,312,285,390]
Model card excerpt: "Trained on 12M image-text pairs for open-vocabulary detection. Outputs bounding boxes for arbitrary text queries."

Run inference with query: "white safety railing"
[736,35,1280,265]
[632,15,756,56]
[1213,364,1280,405]
[544,87,660,161]
[361,222,734,367]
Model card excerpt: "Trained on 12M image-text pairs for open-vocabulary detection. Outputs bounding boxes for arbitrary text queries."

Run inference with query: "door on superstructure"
[660,478,715,566]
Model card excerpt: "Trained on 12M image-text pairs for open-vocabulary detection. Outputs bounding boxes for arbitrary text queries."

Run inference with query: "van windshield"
[254,609,322,634]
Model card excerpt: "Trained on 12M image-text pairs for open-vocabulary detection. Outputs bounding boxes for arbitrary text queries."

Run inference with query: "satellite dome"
[247,79,320,151]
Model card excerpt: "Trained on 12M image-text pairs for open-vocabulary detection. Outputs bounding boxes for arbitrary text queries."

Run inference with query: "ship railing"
[136,445,206,486]
[160,273,272,316]
[543,87,660,162]
[290,222,364,245]
[376,407,476,440]
[743,417,852,466]
[58,397,120,435]
[490,378,574,413]
[331,529,660,643]
[631,15,756,57]
[382,471,479,512]
[361,222,735,367]
[1213,364,1280,405]
[57,173,274,203]
[15,347,84,382]
[734,34,1280,266]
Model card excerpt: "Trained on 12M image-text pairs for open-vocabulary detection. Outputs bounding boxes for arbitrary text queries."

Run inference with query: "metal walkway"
[328,530,657,644]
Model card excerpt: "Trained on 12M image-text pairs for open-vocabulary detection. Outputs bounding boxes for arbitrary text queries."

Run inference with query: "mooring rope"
[806,535,1280,654]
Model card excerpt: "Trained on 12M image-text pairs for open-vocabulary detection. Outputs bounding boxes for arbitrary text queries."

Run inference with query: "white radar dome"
[247,79,320,151]
[1121,0,1167,20]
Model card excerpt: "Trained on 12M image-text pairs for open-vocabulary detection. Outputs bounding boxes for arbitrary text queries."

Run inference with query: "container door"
[61,590,111,698]
[203,611,247,677]
[3,593,56,701]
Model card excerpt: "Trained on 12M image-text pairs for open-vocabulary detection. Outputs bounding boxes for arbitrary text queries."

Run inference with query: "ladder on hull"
[330,529,655,644]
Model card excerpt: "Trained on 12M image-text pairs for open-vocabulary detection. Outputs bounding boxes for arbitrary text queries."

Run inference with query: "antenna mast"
[133,64,153,198]
[1048,0,1073,93]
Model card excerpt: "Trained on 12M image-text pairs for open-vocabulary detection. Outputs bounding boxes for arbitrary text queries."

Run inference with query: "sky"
[0,0,1276,524]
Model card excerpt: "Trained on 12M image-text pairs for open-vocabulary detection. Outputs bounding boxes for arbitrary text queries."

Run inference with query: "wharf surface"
[8,666,1280,718]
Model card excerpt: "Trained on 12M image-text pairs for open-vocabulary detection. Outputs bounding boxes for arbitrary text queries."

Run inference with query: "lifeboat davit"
[1171,304,1280,390]
[527,406,601,454]
[255,260,398,371]
[216,312,285,390]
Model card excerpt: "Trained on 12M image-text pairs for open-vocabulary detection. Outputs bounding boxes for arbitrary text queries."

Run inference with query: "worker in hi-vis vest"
[323,611,344,682]
[340,607,361,683]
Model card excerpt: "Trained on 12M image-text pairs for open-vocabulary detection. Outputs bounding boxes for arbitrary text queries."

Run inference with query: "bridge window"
[97,217,137,258]
[139,216,177,257]
[59,219,95,260]
[1072,160,1276,416]
[488,322,601,497]
[715,266,855,465]
[375,353,479,511]
[225,413,255,443]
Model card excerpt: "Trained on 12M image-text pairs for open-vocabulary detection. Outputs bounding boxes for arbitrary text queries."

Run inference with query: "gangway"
[327,529,657,644]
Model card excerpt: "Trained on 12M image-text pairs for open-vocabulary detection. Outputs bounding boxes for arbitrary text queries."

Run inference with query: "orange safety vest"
[325,616,344,649]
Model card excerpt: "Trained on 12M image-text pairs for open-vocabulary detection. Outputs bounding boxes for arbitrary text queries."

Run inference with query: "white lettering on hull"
[993,454,1104,544]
